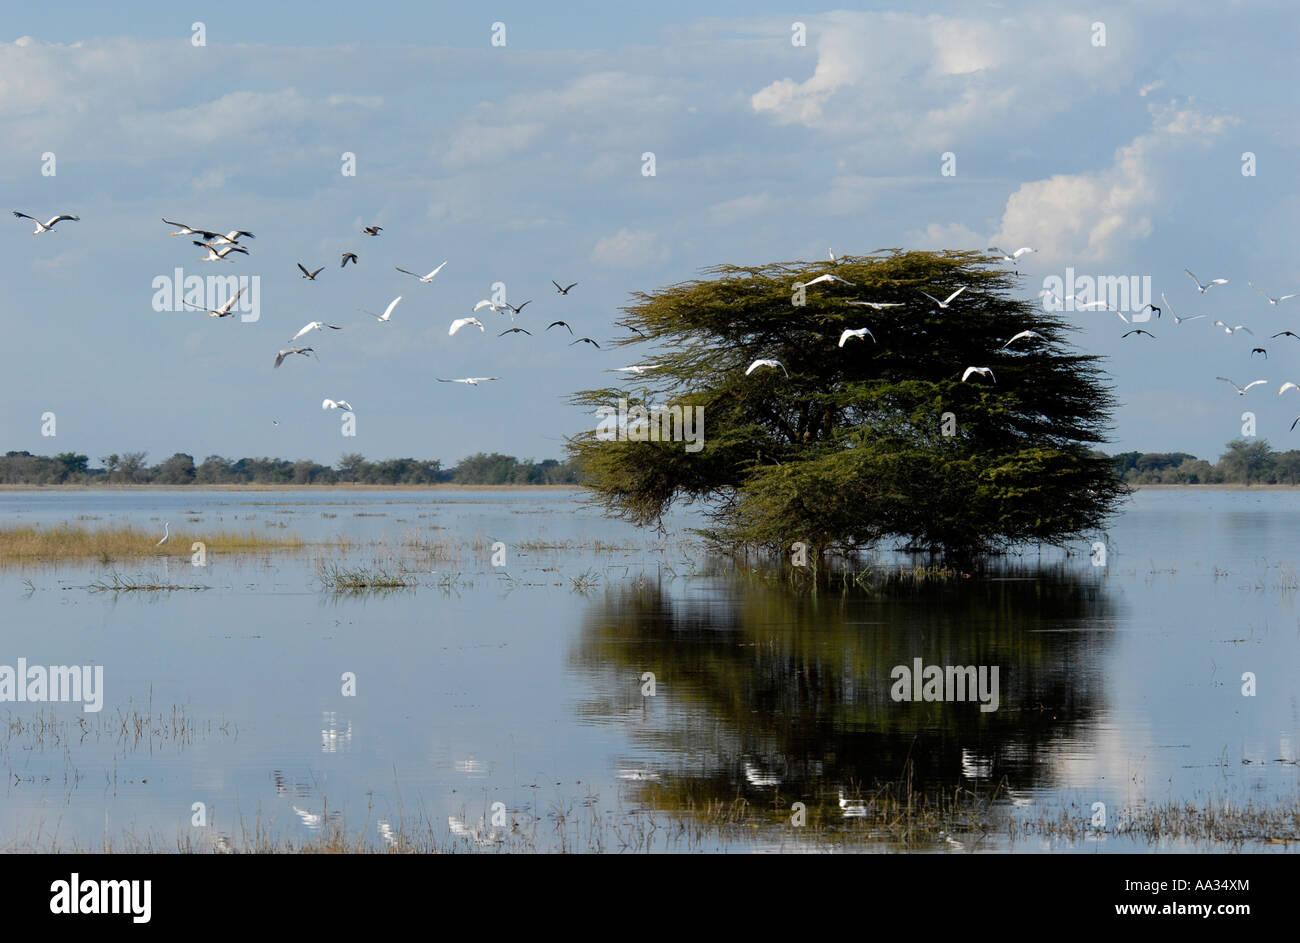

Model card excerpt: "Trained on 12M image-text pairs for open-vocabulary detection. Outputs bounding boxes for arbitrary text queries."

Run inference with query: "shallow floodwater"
[0,487,1297,853]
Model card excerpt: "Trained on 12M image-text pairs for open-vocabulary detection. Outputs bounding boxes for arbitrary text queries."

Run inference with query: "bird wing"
[1238,326,1255,335]
[1281,294,1298,302]
[395,267,418,277]
[218,286,246,312]
[1215,377,1239,390]
[942,286,967,305]
[1279,383,1299,396]
[11,211,36,222]
[275,351,288,368]
[961,367,978,382]
[745,361,765,375]
[1184,269,1201,288]
[473,300,494,312]
[552,281,563,291]
[1244,380,1268,391]
[838,330,856,347]
[297,263,311,276]
[1250,282,1269,298]
[381,296,402,320]
[920,291,943,306]
[424,261,448,280]
[803,274,830,286]
[161,217,189,228]
[1011,247,1033,258]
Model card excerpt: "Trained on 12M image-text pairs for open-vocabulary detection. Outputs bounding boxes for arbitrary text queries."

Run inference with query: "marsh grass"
[88,570,207,592]
[316,561,417,593]
[0,525,309,564]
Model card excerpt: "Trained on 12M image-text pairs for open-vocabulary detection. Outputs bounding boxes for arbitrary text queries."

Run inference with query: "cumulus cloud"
[990,103,1236,262]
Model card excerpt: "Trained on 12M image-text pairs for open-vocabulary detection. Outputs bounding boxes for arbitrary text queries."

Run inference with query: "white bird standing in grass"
[1001,330,1044,349]
[1185,269,1229,293]
[838,328,876,347]
[921,286,967,309]
[364,295,401,323]
[12,210,79,234]
[962,366,995,383]
[396,261,448,283]
[449,317,484,336]
[1216,377,1267,396]
[745,359,789,377]
[290,321,342,342]
[156,521,170,546]
[1249,282,1297,305]
[437,377,500,386]
[322,398,353,410]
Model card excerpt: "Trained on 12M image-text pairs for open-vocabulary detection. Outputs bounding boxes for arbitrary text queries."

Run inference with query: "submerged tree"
[568,250,1128,560]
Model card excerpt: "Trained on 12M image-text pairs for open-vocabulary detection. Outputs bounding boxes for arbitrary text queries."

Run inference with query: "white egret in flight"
[1216,377,1267,396]
[1185,269,1229,293]
[290,321,342,342]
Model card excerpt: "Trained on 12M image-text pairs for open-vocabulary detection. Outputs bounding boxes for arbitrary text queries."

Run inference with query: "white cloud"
[591,227,667,267]
[991,103,1236,263]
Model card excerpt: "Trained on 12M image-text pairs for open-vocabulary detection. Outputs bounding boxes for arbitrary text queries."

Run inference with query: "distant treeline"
[3,440,1298,486]
[0,451,582,486]
[1110,439,1300,485]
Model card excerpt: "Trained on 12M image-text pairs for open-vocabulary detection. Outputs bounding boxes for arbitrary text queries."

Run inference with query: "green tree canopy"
[569,249,1127,559]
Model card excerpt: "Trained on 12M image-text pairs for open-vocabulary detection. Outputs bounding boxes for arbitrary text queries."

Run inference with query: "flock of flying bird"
[10,208,652,419]
[14,211,1300,431]
[741,248,1300,432]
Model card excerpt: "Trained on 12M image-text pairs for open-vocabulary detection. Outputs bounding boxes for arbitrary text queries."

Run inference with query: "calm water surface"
[0,487,1297,852]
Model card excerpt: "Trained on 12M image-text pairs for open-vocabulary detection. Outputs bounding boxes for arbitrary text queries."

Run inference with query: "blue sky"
[2,1,1297,467]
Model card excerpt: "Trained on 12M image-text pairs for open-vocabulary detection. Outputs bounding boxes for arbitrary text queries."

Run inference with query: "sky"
[1,0,1297,468]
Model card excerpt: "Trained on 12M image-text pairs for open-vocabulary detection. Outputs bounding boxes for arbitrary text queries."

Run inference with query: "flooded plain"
[0,487,1297,853]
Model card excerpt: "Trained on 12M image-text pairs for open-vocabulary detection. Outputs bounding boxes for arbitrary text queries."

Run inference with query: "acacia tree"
[568,250,1128,561]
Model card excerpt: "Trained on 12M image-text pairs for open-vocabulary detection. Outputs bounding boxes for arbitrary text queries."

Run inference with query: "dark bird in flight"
[552,280,578,295]
[547,320,573,334]
[504,300,532,315]
[1251,347,1268,359]
[1122,329,1156,339]
[362,226,382,236]
[1292,416,1300,432]
[341,252,358,268]
[1140,303,1160,318]
[1273,331,1300,340]
[274,346,315,369]
[570,337,600,348]
[499,327,532,337]
[298,263,324,280]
